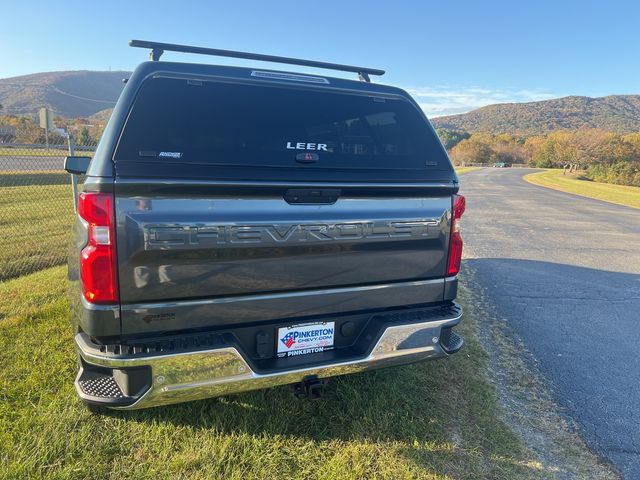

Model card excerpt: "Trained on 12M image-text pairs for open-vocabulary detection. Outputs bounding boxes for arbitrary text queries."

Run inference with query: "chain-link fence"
[0,135,97,281]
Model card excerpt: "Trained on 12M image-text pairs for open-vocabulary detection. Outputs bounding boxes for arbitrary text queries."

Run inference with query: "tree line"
[0,114,105,146]
[437,128,640,187]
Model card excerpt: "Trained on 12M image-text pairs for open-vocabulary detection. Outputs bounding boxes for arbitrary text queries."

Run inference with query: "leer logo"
[281,332,296,349]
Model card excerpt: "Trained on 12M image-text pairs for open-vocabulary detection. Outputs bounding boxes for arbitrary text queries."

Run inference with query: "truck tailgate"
[115,183,452,334]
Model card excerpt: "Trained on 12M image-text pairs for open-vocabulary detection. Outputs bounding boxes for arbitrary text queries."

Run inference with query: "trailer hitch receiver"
[293,376,328,400]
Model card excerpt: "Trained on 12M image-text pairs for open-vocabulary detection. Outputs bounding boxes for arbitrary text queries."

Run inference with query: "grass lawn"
[0,266,552,480]
[0,173,76,280]
[0,147,94,157]
[524,169,640,209]
[0,147,69,157]
[455,167,481,174]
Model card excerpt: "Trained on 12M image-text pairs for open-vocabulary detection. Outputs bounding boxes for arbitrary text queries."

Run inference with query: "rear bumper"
[75,305,463,410]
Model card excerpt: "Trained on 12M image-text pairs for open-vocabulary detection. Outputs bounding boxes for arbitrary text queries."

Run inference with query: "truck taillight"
[446,194,466,276]
[78,192,119,304]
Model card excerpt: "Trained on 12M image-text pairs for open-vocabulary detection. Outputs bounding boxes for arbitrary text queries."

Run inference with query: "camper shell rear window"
[114,76,453,182]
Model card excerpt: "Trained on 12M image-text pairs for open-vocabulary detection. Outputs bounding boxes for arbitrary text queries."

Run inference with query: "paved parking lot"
[461,168,640,478]
[0,155,65,171]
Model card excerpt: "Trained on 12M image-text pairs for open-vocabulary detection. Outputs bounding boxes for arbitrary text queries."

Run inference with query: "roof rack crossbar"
[129,39,385,82]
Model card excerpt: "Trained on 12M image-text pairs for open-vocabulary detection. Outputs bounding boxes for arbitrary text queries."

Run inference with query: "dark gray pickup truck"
[65,41,465,410]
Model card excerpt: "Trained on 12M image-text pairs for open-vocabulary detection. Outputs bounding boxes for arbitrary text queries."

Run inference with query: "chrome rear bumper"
[75,308,462,410]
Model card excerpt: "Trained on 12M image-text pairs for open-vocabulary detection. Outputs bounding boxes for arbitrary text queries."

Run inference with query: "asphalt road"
[460,168,640,478]
[0,155,66,171]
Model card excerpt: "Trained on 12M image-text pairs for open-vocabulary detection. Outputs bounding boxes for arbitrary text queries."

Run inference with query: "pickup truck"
[65,41,465,411]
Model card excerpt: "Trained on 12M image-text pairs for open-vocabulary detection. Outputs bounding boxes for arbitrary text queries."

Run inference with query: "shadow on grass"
[115,365,453,442]
[109,363,534,476]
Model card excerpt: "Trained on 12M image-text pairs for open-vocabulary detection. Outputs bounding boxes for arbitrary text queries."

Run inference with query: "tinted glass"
[114,77,451,180]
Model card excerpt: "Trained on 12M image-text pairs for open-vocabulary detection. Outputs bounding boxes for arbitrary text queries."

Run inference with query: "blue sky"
[1,0,638,116]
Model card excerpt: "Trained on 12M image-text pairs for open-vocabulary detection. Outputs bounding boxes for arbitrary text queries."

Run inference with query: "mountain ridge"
[1,70,639,135]
[431,94,640,135]
[0,70,130,118]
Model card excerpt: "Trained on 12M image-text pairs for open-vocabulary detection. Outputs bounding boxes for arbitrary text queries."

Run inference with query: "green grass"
[0,173,75,280]
[0,266,550,480]
[0,183,72,280]
[455,167,481,174]
[525,169,640,209]
[0,171,71,187]
[0,147,93,157]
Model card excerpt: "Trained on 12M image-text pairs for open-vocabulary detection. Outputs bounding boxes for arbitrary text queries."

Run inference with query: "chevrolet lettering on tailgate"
[144,220,440,249]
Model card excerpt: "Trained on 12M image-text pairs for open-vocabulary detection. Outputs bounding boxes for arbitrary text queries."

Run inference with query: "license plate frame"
[277,321,335,358]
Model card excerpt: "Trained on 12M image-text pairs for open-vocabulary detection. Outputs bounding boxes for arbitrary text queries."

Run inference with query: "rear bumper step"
[75,358,152,407]
[440,326,464,354]
[75,304,463,410]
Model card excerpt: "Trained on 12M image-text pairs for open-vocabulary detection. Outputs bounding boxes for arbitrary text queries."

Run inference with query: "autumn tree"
[15,117,41,143]
[623,132,640,151]
[532,131,579,169]
[492,142,528,164]
[441,127,640,186]
[449,135,493,165]
[489,134,527,164]
[523,136,545,164]
[77,127,94,146]
[436,128,470,150]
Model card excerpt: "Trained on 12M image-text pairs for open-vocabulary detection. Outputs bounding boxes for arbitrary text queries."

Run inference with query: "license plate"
[277,322,335,358]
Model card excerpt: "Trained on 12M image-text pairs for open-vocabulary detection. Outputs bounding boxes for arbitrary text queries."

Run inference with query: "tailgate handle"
[284,188,341,204]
